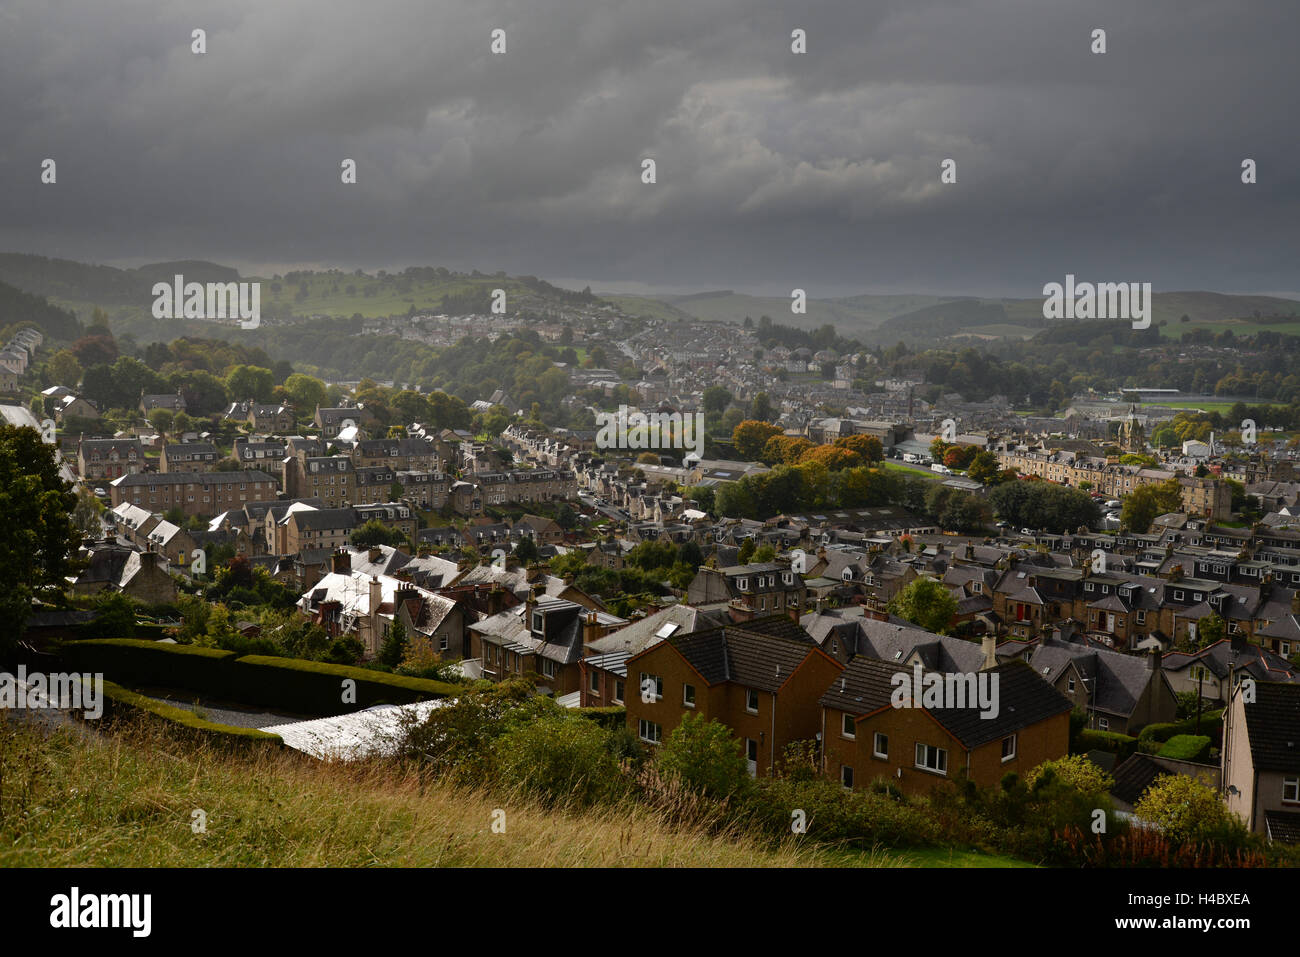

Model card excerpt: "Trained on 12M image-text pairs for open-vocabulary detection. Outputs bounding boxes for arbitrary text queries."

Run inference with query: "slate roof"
[1242,681,1300,773]
[656,623,830,693]
[1029,635,1163,719]
[1265,810,1300,845]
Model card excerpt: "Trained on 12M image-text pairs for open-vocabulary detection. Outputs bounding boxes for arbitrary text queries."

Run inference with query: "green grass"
[0,715,918,868]
[891,846,1036,868]
[881,461,947,482]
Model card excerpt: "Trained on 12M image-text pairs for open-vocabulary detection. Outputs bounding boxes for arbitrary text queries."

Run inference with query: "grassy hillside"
[0,716,898,868]
[660,290,942,335]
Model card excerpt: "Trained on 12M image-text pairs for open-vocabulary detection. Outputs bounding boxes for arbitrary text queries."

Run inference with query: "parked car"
[1105,500,1122,509]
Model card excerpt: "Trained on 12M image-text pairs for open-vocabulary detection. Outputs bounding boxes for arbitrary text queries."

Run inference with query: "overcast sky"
[2,0,1298,299]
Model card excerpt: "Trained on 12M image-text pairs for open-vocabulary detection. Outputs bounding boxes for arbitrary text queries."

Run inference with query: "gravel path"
[134,688,309,729]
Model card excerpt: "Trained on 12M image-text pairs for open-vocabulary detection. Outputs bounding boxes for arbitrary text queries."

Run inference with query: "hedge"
[1157,734,1213,763]
[1139,709,1224,747]
[64,639,238,691]
[230,655,461,715]
[61,639,459,716]
[1075,729,1139,760]
[574,705,626,729]
[92,678,283,747]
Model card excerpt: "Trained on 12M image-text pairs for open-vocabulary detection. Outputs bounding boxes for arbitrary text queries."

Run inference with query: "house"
[1222,680,1300,841]
[109,470,278,518]
[159,442,219,472]
[686,563,807,620]
[140,392,187,416]
[580,604,728,707]
[1029,633,1177,735]
[469,593,627,696]
[623,616,843,777]
[1161,638,1298,708]
[69,545,177,604]
[77,436,145,480]
[819,658,1072,795]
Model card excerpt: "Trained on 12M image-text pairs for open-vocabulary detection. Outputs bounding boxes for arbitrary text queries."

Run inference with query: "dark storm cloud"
[0,0,1296,297]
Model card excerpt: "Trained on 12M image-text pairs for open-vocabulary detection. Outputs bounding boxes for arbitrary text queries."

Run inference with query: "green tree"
[1195,612,1226,648]
[887,576,958,634]
[47,350,83,388]
[732,420,783,460]
[655,713,751,800]
[514,536,540,564]
[737,538,756,564]
[0,426,81,649]
[1134,774,1242,844]
[379,619,408,669]
[352,519,406,548]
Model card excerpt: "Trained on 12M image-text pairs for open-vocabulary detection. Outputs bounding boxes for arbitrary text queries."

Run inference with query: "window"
[737,578,748,591]
[590,670,600,694]
[873,732,888,759]
[840,765,854,790]
[1084,582,1094,592]
[639,672,663,702]
[439,633,448,652]
[1136,611,1146,625]
[1068,676,1076,693]
[1001,734,1017,762]
[1174,590,1185,601]
[841,712,855,739]
[683,683,696,708]
[1284,778,1299,804]
[746,689,759,714]
[541,659,556,679]
[915,743,948,775]
[638,719,662,744]
[1098,717,1110,732]
[613,680,624,705]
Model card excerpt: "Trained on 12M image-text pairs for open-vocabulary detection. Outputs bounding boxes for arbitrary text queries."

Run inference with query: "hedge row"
[1076,729,1139,760]
[1157,734,1213,763]
[1139,709,1225,747]
[62,639,460,716]
[93,678,283,746]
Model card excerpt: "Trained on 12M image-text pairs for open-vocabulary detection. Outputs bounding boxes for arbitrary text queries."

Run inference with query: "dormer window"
[531,611,544,634]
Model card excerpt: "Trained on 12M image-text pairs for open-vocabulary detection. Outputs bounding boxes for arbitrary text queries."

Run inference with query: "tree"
[750,392,774,422]
[0,426,81,650]
[834,434,884,463]
[655,713,751,799]
[352,519,405,548]
[732,420,783,460]
[1121,478,1184,533]
[71,486,104,539]
[1195,612,1226,649]
[1134,774,1241,844]
[514,536,540,564]
[737,538,756,564]
[379,620,408,669]
[47,350,83,388]
[224,365,275,402]
[702,385,732,415]
[282,373,327,416]
[887,576,958,634]
[148,408,174,435]
[1024,755,1114,795]
[89,591,138,639]
[967,449,1000,485]
[799,445,862,471]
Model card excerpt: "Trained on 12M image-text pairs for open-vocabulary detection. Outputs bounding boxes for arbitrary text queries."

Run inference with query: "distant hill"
[0,278,81,340]
[0,253,240,309]
[661,290,941,335]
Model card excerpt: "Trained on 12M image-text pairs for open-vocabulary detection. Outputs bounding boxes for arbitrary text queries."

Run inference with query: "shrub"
[1134,774,1246,844]
[1156,734,1213,763]
[1074,729,1139,760]
[655,713,751,801]
[744,777,940,849]
[491,713,628,808]
[1024,754,1114,795]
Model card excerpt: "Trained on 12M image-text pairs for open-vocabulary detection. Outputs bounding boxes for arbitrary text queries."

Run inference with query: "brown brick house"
[819,658,1072,796]
[623,616,843,777]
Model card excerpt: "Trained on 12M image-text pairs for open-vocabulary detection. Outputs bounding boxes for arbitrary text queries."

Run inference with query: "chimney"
[981,632,997,671]
[368,546,382,564]
[331,548,351,574]
[1292,590,1300,615]
[1148,646,1162,672]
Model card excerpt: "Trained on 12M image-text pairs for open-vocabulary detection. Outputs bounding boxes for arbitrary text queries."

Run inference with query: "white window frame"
[638,719,662,744]
[1001,734,1017,762]
[873,732,888,760]
[683,683,696,708]
[841,712,855,739]
[746,688,759,714]
[1284,777,1300,804]
[915,743,948,775]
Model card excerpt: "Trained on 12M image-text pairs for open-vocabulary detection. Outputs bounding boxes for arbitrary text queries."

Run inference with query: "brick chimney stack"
[331,548,351,575]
